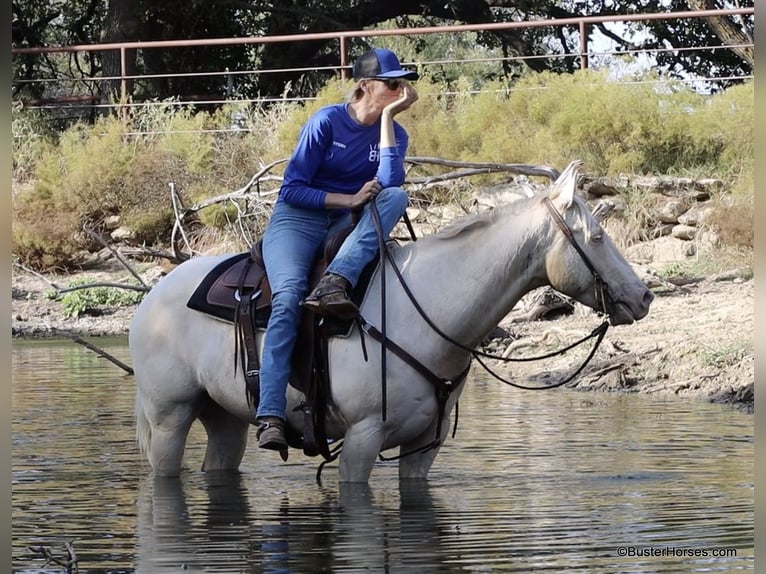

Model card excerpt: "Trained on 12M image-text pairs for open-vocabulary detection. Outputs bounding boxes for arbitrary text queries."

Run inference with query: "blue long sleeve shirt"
[278,103,409,210]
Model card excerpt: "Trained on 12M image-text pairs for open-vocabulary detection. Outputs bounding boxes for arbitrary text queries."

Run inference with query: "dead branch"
[185,180,281,212]
[29,541,80,573]
[13,260,64,291]
[405,157,560,182]
[54,329,134,374]
[182,157,287,214]
[118,246,185,263]
[57,282,149,294]
[83,226,149,289]
[170,181,195,261]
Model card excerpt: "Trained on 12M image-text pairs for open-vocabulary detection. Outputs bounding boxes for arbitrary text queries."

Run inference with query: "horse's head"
[542,160,653,325]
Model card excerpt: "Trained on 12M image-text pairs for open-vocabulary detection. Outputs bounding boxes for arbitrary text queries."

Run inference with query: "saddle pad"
[186,252,265,325]
[186,251,381,336]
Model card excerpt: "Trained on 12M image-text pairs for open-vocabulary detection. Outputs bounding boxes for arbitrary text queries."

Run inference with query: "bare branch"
[169,182,195,259]
[28,542,80,573]
[404,157,560,182]
[119,246,185,263]
[182,158,287,213]
[13,260,64,291]
[54,329,134,374]
[58,281,149,294]
[82,226,149,289]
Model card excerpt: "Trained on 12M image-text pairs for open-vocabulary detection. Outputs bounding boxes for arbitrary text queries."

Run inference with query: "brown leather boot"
[256,416,288,458]
[303,272,359,319]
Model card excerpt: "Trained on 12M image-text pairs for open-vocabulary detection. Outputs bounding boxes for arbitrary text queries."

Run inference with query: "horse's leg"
[338,419,386,483]
[397,411,453,480]
[198,398,251,472]
[138,389,199,477]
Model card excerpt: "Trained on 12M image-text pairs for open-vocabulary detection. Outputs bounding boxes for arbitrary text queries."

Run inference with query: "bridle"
[542,196,610,316]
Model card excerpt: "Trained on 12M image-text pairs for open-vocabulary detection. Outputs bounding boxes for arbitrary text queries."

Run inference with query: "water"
[12,338,753,573]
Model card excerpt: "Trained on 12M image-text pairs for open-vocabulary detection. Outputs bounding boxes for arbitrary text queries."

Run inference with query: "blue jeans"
[256,187,408,420]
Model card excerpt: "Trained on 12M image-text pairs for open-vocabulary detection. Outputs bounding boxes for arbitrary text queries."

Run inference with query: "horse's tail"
[135,389,151,463]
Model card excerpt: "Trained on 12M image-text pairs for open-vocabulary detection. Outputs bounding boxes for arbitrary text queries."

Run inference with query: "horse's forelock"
[555,188,599,242]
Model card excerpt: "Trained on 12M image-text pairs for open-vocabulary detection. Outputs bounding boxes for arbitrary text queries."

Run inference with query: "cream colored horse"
[130,161,653,482]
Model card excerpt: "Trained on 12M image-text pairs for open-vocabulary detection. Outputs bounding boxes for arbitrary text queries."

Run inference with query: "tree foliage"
[12,0,753,102]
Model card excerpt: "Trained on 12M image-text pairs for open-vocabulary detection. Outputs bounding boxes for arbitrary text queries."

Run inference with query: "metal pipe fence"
[11,7,753,127]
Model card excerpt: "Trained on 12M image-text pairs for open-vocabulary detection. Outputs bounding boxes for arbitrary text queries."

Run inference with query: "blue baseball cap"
[352,48,419,81]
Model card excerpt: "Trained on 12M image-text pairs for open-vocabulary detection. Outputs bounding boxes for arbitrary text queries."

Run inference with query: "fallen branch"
[83,226,149,289]
[169,181,195,261]
[57,282,149,294]
[13,260,64,291]
[54,329,134,375]
[405,157,560,182]
[182,158,286,214]
[29,541,80,573]
[115,245,184,263]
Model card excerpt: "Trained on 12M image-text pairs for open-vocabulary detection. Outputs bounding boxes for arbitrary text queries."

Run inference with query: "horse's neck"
[397,208,549,348]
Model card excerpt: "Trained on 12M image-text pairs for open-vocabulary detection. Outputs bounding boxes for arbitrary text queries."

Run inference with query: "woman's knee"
[378,186,408,213]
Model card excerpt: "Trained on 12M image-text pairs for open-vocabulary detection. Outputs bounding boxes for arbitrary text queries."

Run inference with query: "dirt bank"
[11,261,753,413]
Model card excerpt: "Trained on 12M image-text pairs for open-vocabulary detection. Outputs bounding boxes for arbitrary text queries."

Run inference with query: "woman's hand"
[383,82,419,118]
[349,178,382,208]
[325,178,382,210]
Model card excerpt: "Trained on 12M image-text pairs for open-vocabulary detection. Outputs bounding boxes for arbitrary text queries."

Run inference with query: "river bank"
[11,260,753,413]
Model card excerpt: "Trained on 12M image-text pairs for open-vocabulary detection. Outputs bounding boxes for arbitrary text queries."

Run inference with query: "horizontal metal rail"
[11,7,754,117]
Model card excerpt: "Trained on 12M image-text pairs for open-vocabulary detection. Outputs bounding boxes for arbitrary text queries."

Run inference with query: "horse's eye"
[591,232,603,243]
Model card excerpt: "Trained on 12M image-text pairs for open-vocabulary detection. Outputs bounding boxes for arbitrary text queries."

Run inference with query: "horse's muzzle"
[608,289,654,326]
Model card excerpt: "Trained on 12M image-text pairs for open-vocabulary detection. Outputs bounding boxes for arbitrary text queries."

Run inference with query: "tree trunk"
[686,0,754,66]
[100,0,141,104]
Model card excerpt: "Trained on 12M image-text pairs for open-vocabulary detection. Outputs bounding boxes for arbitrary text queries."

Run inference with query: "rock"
[111,226,135,241]
[655,198,690,223]
[671,224,697,240]
[678,203,715,226]
[624,235,696,263]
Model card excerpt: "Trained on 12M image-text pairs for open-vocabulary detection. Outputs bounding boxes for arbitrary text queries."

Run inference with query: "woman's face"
[363,78,404,107]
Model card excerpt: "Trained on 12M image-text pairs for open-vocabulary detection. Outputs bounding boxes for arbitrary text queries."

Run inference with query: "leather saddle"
[186,226,366,459]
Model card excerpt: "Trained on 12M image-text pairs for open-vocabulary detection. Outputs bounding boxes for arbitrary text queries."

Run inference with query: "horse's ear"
[549,160,583,209]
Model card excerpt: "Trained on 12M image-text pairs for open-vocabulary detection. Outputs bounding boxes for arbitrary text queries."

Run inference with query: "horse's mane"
[433,194,535,240]
[432,185,596,242]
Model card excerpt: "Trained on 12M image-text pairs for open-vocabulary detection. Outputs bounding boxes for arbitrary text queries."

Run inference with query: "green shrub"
[12,107,57,182]
[58,278,145,318]
[11,72,753,272]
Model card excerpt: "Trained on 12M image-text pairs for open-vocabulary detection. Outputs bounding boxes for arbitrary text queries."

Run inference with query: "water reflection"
[134,473,460,573]
[135,473,253,572]
[12,339,754,573]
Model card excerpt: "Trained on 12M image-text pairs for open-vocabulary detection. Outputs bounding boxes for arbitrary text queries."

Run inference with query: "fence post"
[340,36,348,80]
[579,21,589,70]
[120,45,128,123]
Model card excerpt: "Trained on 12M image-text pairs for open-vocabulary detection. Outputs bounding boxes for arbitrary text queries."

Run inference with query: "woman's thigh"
[262,202,332,293]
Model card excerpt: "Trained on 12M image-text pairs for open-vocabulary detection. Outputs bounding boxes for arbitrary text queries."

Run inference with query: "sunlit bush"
[11,73,753,272]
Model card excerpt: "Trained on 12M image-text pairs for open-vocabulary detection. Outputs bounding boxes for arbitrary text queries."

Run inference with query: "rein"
[325,195,610,474]
[366,195,611,392]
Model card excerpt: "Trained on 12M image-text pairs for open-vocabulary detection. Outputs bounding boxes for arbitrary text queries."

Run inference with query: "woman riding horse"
[255,48,420,456]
